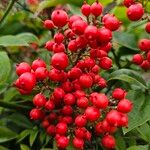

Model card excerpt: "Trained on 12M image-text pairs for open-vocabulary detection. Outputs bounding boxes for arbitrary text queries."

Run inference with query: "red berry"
[95,122,104,134]
[85,106,100,122]
[53,43,65,53]
[51,52,69,70]
[79,74,93,88]
[77,97,89,108]
[64,93,76,105]
[32,59,46,71]
[98,77,107,88]
[106,110,121,126]
[35,67,48,80]
[145,22,150,34]
[30,108,44,120]
[76,35,88,49]
[45,40,55,51]
[99,57,112,70]
[44,20,54,29]
[90,93,109,109]
[61,81,73,93]
[61,116,73,124]
[68,67,82,79]
[75,127,86,139]
[62,106,73,116]
[101,135,116,149]
[112,88,126,100]
[56,122,68,135]
[147,51,150,63]
[91,2,103,17]
[81,3,91,16]
[127,3,144,21]
[16,62,31,76]
[92,65,100,74]
[84,25,98,40]
[123,0,135,7]
[42,119,49,128]
[74,90,86,99]
[26,0,38,5]
[140,60,150,70]
[68,15,82,28]
[73,137,84,149]
[53,87,65,100]
[75,115,87,127]
[132,54,144,65]
[72,20,88,35]
[68,40,78,52]
[138,39,150,52]
[47,125,56,136]
[99,42,112,53]
[117,99,133,113]
[45,100,55,111]
[56,136,69,149]
[51,10,68,27]
[119,113,128,127]
[54,33,64,44]
[97,27,112,43]
[33,93,46,107]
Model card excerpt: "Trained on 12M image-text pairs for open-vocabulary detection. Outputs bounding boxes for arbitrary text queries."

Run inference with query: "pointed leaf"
[29,130,38,146]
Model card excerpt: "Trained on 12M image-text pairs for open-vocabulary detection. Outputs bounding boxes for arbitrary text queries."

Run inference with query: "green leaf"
[136,123,150,142]
[0,146,10,150]
[0,126,17,143]
[116,136,126,150]
[123,91,150,134]
[127,145,149,150]
[16,33,39,44]
[20,144,30,150]
[108,69,147,89]
[0,52,11,84]
[17,130,30,143]
[113,31,138,50]
[4,87,19,101]
[29,130,38,146]
[0,35,28,47]
[7,113,33,129]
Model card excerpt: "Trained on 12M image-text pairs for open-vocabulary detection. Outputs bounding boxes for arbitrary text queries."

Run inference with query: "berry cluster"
[123,0,150,70]
[15,1,133,149]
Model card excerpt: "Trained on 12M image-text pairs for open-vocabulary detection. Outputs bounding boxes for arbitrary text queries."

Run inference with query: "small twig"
[0,0,16,27]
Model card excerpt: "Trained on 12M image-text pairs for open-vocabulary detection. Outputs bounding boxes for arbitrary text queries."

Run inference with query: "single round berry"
[147,51,150,63]
[64,93,76,105]
[119,113,128,127]
[62,106,73,116]
[140,60,150,70]
[101,135,116,149]
[81,3,91,16]
[30,108,44,120]
[51,10,68,27]
[91,2,103,17]
[42,119,49,128]
[75,115,87,127]
[45,100,55,111]
[33,93,46,107]
[112,88,126,100]
[117,99,133,113]
[56,122,68,135]
[16,62,31,76]
[54,33,64,44]
[68,67,82,79]
[51,52,69,70]
[79,74,93,88]
[35,67,48,81]
[132,54,144,65]
[56,136,69,149]
[53,87,65,100]
[44,20,54,29]
[73,137,84,149]
[145,22,150,34]
[127,3,144,21]
[68,15,82,28]
[99,57,112,70]
[53,43,65,53]
[77,97,89,108]
[123,0,135,8]
[45,40,55,51]
[85,106,100,122]
[138,39,150,52]
[75,127,86,139]
[47,125,56,136]
[68,40,78,52]
[32,59,46,71]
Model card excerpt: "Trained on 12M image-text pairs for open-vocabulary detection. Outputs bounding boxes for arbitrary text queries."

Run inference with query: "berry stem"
[0,0,16,27]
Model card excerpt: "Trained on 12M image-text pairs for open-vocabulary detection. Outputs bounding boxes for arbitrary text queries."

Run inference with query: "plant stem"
[0,0,16,27]
[0,100,31,110]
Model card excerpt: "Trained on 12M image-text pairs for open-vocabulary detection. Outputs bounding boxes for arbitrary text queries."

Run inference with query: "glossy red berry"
[75,115,87,127]
[56,122,68,135]
[45,100,55,111]
[64,93,76,105]
[75,127,86,139]
[51,10,68,27]
[132,54,144,65]
[42,119,49,128]
[127,3,144,21]
[68,40,78,52]
[85,106,100,122]
[79,74,93,88]
[53,43,65,53]
[32,59,46,71]
[99,57,112,70]
[47,125,56,136]
[68,15,82,28]
[30,108,44,120]
[16,62,31,76]
[147,51,150,63]
[123,0,135,7]
[53,87,65,100]
[68,67,82,79]
[91,2,103,17]
[56,136,69,149]
[51,52,69,70]
[117,99,133,113]
[62,106,73,116]
[44,20,54,29]
[74,90,86,99]
[35,67,48,80]
[77,97,88,108]
[145,22,150,34]
[140,60,150,70]
[138,39,150,52]
[112,88,126,100]
[81,3,91,16]
[61,81,73,93]
[33,93,46,107]
[119,113,128,127]
[45,40,55,51]
[101,135,116,149]
[54,33,64,44]
[73,137,84,149]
